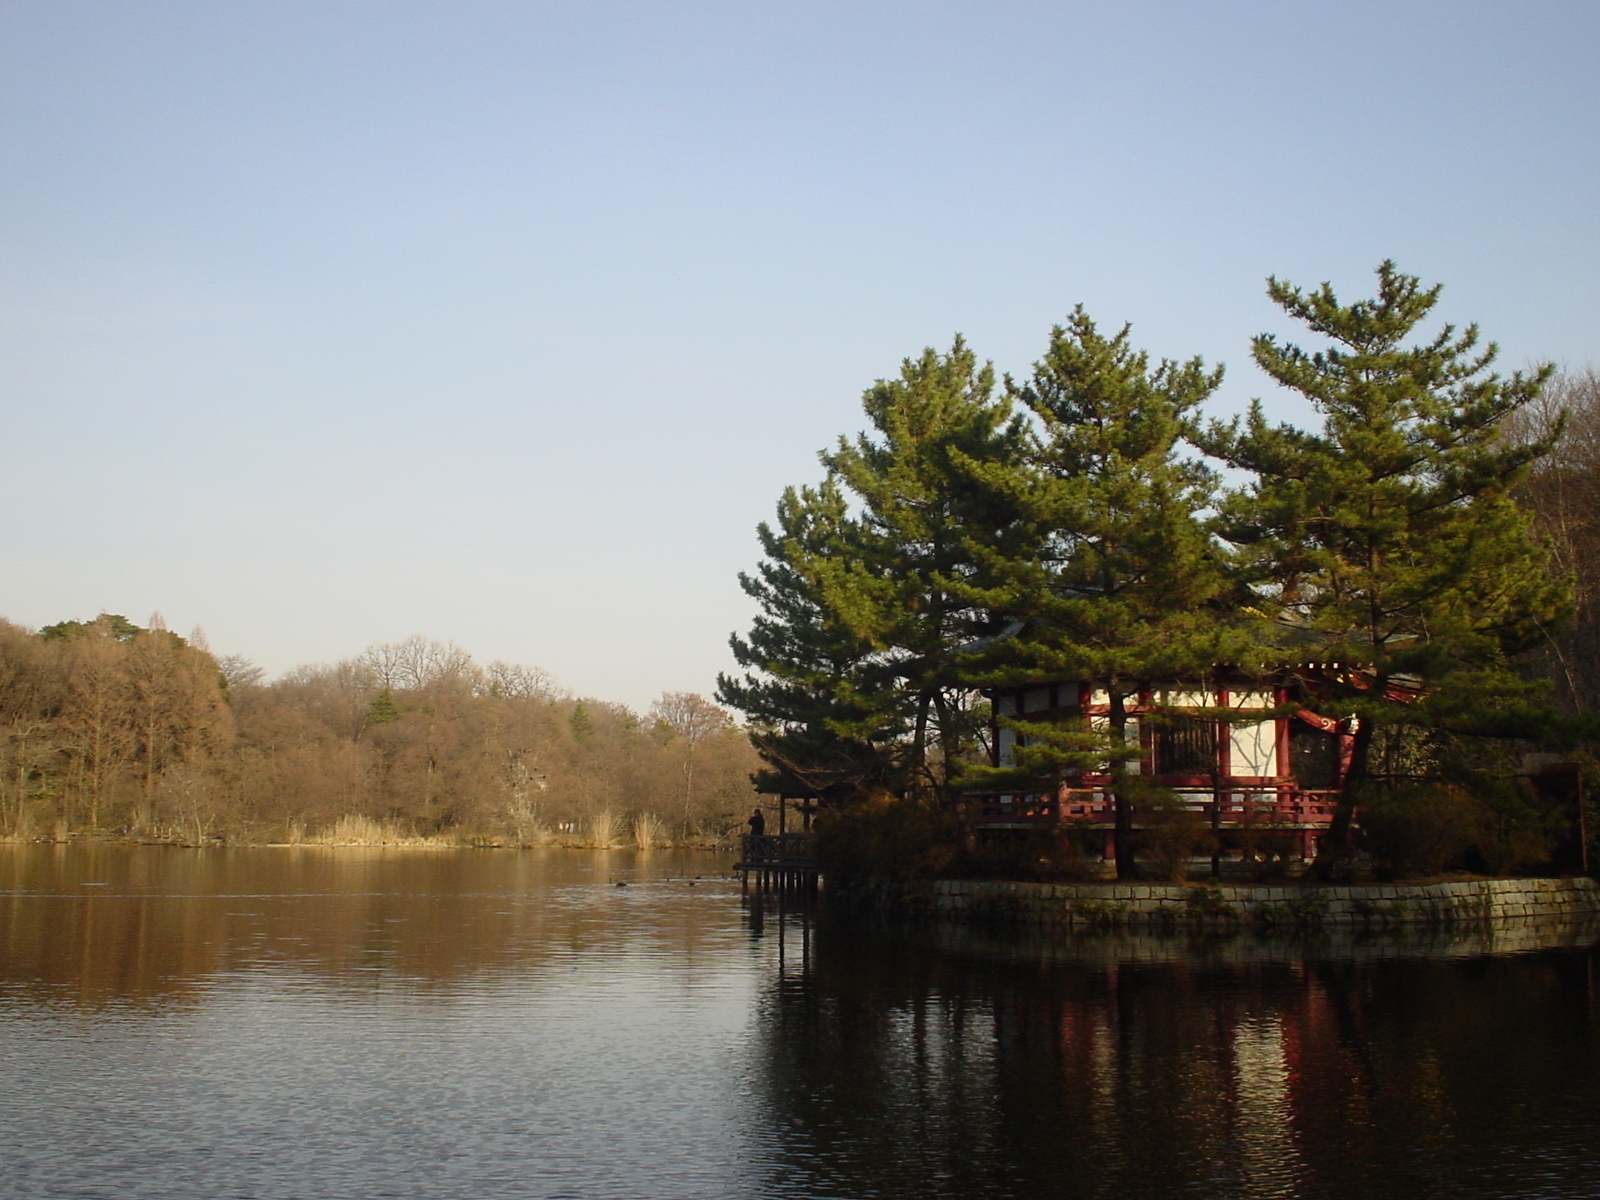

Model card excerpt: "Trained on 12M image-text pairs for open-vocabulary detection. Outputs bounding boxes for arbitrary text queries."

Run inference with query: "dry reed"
[632,812,666,849]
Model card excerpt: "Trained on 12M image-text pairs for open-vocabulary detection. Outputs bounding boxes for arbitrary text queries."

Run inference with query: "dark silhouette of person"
[746,808,766,838]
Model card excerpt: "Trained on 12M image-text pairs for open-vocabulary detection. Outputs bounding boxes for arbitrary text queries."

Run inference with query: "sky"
[2,1,1597,711]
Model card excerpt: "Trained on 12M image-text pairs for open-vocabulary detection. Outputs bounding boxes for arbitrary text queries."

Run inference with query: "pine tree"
[815,338,1028,804]
[963,309,1236,877]
[367,688,400,726]
[721,338,1027,809]
[568,701,593,742]
[40,613,145,644]
[1198,262,1569,869]
[717,478,902,801]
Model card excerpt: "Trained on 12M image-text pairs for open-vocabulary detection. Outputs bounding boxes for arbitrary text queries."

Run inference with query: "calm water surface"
[2,845,1598,1200]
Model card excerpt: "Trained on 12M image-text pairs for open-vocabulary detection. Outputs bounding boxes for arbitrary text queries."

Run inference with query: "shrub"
[813,794,962,882]
[1455,772,1561,875]
[1358,783,1488,877]
[1133,782,1215,882]
[1231,808,1299,881]
[1357,773,1570,879]
[962,821,1098,881]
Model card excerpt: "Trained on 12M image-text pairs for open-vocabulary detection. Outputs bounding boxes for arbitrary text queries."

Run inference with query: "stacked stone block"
[861,875,1600,929]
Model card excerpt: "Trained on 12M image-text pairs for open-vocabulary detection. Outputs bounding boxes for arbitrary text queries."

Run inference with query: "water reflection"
[3,846,1600,1199]
[751,904,1600,1199]
[0,843,740,1007]
[1,845,765,1200]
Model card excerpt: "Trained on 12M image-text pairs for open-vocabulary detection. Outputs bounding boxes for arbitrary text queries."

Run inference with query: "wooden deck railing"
[978,786,1338,829]
[738,832,816,870]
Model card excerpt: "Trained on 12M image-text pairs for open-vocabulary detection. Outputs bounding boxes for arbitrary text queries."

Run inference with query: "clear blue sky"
[3,1,1596,710]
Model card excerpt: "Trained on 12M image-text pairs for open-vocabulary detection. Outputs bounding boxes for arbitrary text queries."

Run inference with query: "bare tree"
[127,619,183,831]
[649,692,729,836]
[0,620,63,836]
[216,654,266,693]
[1507,367,1600,712]
[359,636,477,693]
[0,617,763,845]
[500,751,548,843]
[59,622,134,832]
[482,660,562,701]
[277,659,381,741]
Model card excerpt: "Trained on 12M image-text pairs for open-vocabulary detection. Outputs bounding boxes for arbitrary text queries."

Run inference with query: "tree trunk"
[910,692,931,802]
[1314,707,1376,881]
[1110,688,1140,880]
[930,689,975,852]
[681,752,696,839]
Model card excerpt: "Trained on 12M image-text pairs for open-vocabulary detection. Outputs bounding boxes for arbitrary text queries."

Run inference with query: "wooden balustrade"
[736,833,817,889]
[978,785,1338,829]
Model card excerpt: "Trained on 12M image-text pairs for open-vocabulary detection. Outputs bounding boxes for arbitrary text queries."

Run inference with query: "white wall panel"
[1230,721,1277,777]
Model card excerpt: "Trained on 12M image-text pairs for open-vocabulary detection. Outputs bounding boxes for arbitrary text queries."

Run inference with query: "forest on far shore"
[0,618,762,847]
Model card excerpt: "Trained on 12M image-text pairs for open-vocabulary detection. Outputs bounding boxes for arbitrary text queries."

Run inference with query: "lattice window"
[1156,716,1216,776]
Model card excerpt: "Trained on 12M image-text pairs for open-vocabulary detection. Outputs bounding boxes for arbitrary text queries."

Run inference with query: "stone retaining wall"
[914,913,1600,965]
[842,875,1600,930]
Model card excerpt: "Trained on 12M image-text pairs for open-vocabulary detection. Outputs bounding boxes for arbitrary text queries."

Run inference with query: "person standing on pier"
[746,807,765,838]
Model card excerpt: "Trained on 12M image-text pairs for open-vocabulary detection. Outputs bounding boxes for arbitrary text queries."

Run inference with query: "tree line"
[719,261,1598,878]
[0,621,761,845]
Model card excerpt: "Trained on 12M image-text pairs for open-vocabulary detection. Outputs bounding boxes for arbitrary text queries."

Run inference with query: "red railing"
[978,782,1337,829]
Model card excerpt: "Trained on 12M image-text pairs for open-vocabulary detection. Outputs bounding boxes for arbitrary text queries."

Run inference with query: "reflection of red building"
[1278,973,1339,1100]
[981,670,1380,860]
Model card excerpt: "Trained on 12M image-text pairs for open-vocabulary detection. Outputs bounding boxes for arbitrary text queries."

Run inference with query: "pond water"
[2,845,1599,1200]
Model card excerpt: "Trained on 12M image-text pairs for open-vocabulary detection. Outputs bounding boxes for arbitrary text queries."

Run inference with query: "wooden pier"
[735,832,817,890]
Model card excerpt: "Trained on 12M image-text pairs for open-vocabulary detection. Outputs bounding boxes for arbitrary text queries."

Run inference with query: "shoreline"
[833,874,1600,929]
[0,835,736,853]
[865,906,1600,965]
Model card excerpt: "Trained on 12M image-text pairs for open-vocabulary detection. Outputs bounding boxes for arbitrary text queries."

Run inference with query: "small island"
[719,262,1600,923]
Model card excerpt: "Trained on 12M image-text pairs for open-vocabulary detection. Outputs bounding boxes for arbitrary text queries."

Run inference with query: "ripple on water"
[2,845,1600,1200]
